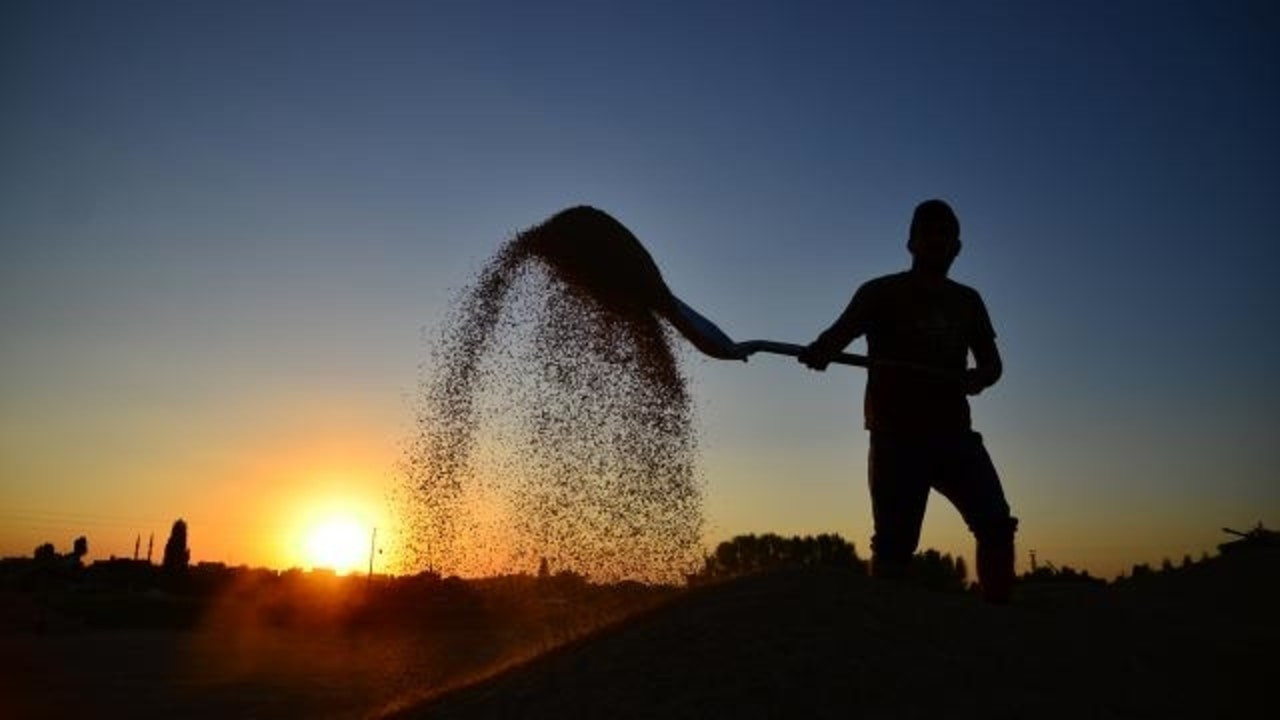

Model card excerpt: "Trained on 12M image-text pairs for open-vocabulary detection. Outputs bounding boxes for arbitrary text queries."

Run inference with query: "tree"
[910,549,969,592]
[69,536,88,568]
[34,542,56,562]
[691,532,868,583]
[162,519,190,572]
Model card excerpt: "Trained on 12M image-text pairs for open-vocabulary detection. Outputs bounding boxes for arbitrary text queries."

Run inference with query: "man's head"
[907,199,961,276]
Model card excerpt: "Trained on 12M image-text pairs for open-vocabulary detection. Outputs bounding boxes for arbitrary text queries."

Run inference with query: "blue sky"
[2,1,1277,577]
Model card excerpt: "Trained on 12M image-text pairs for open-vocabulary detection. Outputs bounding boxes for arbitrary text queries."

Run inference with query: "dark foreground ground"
[4,551,1275,719]
[401,552,1278,720]
[1,571,666,719]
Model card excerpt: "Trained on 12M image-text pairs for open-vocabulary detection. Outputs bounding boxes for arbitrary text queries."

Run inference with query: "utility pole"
[367,526,377,588]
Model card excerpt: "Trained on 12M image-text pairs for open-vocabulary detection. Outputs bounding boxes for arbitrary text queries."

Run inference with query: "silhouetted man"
[798,199,1017,603]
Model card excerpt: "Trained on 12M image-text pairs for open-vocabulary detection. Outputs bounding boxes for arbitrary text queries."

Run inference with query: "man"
[798,199,1017,603]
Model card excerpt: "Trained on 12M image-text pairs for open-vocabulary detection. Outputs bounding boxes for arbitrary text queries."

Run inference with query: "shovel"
[663,297,873,366]
[666,297,962,378]
[522,206,942,375]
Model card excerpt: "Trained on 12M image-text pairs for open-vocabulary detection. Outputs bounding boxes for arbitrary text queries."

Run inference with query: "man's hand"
[964,365,1002,395]
[966,336,1002,395]
[798,342,831,371]
[964,369,987,395]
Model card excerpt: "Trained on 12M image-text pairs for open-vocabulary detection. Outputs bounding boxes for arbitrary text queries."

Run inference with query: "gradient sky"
[3,1,1277,579]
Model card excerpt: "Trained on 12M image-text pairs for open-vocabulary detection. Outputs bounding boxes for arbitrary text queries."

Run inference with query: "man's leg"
[868,433,931,579]
[934,432,1017,603]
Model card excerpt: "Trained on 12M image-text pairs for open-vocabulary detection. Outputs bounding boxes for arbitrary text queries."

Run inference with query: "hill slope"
[393,554,1277,719]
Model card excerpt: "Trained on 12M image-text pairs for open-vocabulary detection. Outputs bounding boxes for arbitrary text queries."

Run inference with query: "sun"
[303,516,369,574]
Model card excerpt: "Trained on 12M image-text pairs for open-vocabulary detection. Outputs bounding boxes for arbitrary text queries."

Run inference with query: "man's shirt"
[814,271,996,433]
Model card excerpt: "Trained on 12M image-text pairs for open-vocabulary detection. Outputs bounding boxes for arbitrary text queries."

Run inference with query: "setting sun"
[281,484,393,575]
[304,516,370,575]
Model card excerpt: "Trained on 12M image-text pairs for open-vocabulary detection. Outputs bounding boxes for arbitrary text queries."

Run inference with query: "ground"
[400,553,1277,719]
[3,551,1275,719]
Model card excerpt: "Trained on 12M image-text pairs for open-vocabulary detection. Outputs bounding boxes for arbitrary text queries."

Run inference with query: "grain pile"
[399,207,703,583]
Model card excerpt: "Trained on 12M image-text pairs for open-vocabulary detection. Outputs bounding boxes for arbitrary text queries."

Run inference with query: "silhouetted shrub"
[691,533,868,583]
[1020,560,1104,585]
[908,549,968,592]
[70,536,88,568]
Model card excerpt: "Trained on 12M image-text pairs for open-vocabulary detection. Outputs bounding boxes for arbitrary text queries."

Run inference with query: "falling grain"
[399,207,703,583]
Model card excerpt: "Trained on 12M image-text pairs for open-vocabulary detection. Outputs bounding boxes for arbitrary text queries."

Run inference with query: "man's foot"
[977,540,1015,604]
[870,556,910,581]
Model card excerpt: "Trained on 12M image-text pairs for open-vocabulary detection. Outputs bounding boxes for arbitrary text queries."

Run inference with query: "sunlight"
[276,472,396,575]
[303,515,369,575]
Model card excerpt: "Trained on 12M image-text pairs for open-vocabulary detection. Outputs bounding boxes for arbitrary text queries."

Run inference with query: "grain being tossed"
[400,207,731,582]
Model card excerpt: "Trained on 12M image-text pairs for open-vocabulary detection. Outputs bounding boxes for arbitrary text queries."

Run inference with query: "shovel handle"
[735,340,869,368]
[736,340,961,379]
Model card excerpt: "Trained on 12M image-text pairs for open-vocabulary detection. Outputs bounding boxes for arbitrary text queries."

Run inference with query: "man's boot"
[977,525,1016,604]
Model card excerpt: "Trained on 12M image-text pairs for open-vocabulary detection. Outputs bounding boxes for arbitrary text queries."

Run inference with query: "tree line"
[10,518,190,577]
[689,533,971,592]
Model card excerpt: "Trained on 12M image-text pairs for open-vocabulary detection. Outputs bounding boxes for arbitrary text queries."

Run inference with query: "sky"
[3,0,1277,579]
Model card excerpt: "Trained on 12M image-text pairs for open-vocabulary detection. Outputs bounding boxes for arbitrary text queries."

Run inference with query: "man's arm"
[966,334,1002,395]
[799,286,869,371]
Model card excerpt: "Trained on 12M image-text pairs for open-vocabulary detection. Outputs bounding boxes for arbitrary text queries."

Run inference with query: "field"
[2,570,671,719]
[3,549,1276,719]
[408,551,1279,719]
